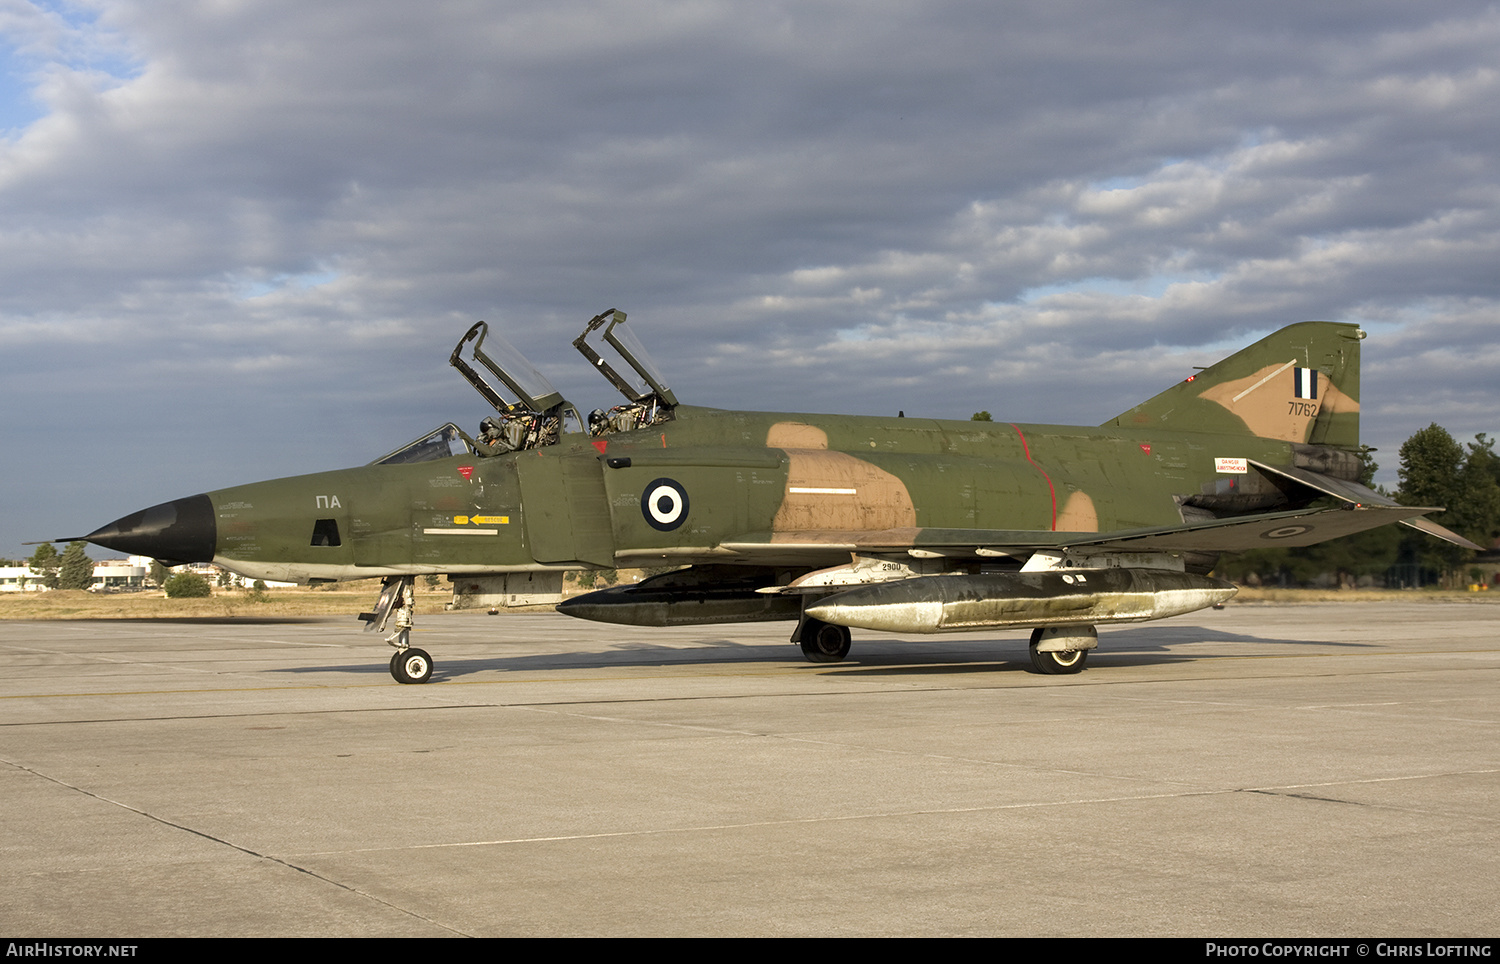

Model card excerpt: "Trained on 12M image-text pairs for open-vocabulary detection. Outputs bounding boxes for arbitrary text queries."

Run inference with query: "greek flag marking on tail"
[1294,367,1318,399]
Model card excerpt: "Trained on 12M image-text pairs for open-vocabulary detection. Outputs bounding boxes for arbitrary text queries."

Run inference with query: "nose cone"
[85,494,217,565]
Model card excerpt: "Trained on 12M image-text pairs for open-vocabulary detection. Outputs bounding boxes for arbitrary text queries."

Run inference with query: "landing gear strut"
[360,575,437,683]
[795,616,852,663]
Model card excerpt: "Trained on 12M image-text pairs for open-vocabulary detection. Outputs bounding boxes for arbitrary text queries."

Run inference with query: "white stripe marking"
[1231,358,1297,403]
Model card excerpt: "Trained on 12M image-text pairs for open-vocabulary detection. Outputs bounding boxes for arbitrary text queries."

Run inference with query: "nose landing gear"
[361,575,437,683]
[391,647,435,684]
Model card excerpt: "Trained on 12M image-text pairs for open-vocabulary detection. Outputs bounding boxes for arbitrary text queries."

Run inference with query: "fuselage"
[92,405,1322,585]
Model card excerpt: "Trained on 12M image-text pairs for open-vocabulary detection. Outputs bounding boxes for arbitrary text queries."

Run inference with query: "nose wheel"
[390,647,435,684]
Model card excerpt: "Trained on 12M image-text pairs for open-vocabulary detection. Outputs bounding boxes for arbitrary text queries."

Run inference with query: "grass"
[1229,586,1498,604]
[2,582,1495,620]
[0,581,440,620]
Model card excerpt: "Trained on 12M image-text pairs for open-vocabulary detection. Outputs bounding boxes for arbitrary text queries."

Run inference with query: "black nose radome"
[85,494,216,565]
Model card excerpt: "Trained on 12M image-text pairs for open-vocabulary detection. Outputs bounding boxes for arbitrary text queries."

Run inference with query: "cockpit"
[370,307,678,466]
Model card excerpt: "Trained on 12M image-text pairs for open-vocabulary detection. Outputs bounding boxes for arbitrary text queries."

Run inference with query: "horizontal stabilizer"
[1399,516,1483,551]
[1251,460,1482,551]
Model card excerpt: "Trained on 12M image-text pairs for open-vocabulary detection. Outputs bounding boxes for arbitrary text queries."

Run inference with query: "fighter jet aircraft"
[70,309,1476,683]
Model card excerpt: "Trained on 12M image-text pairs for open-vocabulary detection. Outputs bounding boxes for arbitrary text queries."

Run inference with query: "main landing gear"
[1028,625,1096,675]
[794,616,852,663]
[790,616,1098,673]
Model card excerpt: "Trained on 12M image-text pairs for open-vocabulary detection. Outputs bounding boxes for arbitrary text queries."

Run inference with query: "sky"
[2,0,1498,560]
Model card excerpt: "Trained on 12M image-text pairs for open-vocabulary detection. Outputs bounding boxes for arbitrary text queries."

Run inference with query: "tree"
[1462,433,1500,548]
[150,560,170,588]
[1469,433,1500,483]
[27,543,61,590]
[56,542,95,591]
[970,411,993,421]
[163,573,212,598]
[1399,424,1465,512]
[1396,424,1500,582]
[1355,446,1380,489]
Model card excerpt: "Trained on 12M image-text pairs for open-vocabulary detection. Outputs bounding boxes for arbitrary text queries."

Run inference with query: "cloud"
[2,0,1499,552]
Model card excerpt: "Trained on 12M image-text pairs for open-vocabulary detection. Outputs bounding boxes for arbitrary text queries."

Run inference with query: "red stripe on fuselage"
[1009,424,1058,530]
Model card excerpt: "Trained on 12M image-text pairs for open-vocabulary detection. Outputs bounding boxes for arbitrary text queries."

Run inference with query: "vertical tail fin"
[1103,321,1363,448]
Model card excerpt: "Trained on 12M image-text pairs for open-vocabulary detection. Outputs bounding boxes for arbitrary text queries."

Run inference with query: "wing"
[717,460,1479,564]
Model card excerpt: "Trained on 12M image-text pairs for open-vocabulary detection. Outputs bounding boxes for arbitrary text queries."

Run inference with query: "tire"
[1029,628,1087,675]
[392,647,434,684]
[799,619,852,663]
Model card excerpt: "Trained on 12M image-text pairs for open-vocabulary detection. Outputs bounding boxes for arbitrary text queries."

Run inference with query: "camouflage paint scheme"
[79,319,1471,680]
[205,322,1404,576]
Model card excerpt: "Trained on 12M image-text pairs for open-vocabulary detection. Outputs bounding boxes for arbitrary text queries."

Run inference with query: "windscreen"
[371,424,473,465]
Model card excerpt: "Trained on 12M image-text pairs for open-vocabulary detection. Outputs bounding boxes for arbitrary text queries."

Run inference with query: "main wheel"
[392,647,434,684]
[799,619,852,663]
[1029,628,1087,675]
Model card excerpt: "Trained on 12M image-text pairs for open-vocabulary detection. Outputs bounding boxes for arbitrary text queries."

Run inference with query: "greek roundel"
[641,478,690,531]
